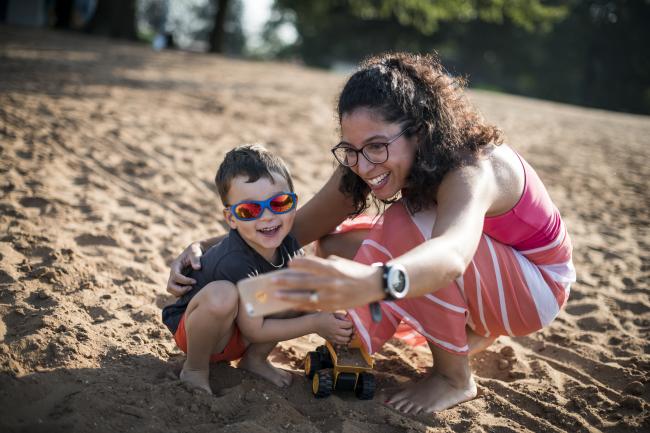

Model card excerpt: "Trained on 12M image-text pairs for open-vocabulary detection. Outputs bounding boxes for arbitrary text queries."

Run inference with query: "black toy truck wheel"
[335,372,357,392]
[316,345,333,368]
[355,372,376,400]
[304,351,322,379]
[312,369,334,398]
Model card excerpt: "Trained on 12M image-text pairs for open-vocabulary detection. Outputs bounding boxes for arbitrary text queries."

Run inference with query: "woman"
[167,53,575,413]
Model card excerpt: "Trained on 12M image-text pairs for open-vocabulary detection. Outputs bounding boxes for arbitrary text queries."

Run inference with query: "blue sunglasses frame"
[228,192,298,221]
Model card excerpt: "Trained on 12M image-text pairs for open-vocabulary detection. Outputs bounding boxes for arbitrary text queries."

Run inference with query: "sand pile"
[0,26,648,433]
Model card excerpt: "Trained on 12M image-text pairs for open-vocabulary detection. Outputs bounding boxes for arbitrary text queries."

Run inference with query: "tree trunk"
[54,0,74,29]
[209,0,230,53]
[86,0,137,40]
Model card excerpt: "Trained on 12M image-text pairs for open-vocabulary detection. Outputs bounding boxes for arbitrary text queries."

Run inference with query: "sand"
[0,26,648,433]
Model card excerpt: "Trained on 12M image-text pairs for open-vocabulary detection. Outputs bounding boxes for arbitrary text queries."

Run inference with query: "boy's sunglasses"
[228,192,298,221]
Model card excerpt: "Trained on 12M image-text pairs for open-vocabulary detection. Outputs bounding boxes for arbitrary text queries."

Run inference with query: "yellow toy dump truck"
[304,338,376,400]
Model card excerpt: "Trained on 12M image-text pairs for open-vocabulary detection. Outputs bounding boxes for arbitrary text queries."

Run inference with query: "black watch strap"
[372,262,393,300]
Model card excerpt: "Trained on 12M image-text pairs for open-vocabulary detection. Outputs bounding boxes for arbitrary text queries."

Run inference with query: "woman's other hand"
[274,256,384,311]
[166,242,203,297]
[314,312,354,345]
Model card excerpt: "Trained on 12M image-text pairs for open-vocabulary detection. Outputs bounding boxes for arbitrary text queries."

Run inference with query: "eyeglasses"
[227,192,298,221]
[331,126,412,167]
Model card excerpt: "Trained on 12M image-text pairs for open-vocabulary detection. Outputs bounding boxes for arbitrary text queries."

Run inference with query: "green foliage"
[275,0,567,35]
[265,0,650,114]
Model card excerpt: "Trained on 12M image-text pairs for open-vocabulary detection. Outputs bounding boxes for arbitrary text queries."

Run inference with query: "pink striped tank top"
[483,152,562,251]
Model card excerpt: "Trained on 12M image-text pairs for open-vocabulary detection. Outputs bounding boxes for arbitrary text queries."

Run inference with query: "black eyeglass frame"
[331,126,413,167]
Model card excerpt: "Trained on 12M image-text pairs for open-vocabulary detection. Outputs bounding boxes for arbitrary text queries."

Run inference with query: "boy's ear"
[223,208,238,230]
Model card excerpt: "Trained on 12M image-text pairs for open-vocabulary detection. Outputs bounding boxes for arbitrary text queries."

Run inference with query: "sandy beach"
[1,26,649,433]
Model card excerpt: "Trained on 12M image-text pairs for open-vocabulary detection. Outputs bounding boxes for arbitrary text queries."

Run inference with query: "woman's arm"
[200,235,224,252]
[291,168,357,246]
[272,164,498,310]
[236,302,354,344]
[388,165,496,297]
[166,234,226,296]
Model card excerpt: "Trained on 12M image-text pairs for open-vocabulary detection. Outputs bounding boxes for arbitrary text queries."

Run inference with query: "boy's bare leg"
[181,282,239,394]
[384,342,477,414]
[238,342,292,388]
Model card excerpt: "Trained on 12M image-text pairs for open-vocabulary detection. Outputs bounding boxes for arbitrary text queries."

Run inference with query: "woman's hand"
[273,256,384,311]
[166,242,203,297]
[314,312,354,345]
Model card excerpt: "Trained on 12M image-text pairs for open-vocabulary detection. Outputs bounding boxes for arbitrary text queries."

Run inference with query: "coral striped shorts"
[343,201,575,355]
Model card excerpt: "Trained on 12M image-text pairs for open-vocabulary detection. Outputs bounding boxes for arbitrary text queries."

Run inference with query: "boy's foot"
[239,356,293,388]
[383,371,477,414]
[180,366,213,395]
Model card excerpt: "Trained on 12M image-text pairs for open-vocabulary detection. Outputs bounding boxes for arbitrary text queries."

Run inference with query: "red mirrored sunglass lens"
[234,203,262,219]
[269,194,295,212]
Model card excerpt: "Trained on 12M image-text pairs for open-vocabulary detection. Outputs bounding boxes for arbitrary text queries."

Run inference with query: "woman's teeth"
[368,172,389,187]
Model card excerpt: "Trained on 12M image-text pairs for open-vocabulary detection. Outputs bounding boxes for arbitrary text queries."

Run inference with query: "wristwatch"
[372,263,409,300]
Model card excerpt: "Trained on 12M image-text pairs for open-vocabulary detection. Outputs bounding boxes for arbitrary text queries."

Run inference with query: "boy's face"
[223,172,296,262]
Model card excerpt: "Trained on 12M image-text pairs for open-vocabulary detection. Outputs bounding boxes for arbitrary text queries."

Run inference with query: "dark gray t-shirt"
[162,229,302,334]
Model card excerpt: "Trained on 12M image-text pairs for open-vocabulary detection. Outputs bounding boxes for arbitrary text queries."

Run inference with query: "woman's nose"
[356,154,375,176]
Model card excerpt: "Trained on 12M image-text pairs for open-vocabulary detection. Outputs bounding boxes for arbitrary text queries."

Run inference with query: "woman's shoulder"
[437,144,524,215]
[483,144,526,216]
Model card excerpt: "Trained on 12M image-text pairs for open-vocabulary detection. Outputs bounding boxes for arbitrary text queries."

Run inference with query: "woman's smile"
[366,171,390,190]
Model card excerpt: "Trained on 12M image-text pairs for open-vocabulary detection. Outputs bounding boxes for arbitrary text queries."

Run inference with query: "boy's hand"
[314,312,354,345]
[166,242,203,297]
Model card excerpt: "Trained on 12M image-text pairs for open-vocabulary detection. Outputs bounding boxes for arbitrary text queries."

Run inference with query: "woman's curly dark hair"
[337,52,503,215]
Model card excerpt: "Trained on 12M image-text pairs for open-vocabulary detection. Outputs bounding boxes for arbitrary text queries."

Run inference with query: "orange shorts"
[173,313,248,362]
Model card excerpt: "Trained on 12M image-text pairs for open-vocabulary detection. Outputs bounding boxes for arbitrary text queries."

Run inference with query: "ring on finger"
[309,292,319,303]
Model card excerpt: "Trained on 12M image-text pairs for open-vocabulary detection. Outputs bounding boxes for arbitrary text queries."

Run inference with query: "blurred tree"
[200,0,244,54]
[137,0,244,54]
[87,0,137,40]
[54,0,73,29]
[268,0,567,66]
[267,0,649,114]
[447,0,650,114]
[209,0,229,52]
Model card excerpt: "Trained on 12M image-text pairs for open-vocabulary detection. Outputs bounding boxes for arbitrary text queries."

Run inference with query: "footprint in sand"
[472,348,527,382]
[614,299,650,315]
[0,269,16,284]
[84,305,115,323]
[74,234,119,247]
[19,196,53,215]
[565,303,599,316]
[576,316,612,333]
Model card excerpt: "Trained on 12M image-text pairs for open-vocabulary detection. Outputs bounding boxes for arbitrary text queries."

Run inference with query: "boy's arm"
[236,300,354,345]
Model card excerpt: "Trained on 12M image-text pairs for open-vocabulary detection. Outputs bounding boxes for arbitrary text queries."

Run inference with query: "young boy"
[162,144,353,394]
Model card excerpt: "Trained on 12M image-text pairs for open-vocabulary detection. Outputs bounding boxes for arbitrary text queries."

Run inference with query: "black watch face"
[391,272,405,293]
[388,269,406,296]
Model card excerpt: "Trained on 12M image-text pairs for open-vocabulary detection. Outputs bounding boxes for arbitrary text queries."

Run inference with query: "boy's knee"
[202,283,239,319]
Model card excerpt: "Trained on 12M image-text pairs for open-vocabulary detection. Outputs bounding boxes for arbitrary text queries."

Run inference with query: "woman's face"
[340,107,417,201]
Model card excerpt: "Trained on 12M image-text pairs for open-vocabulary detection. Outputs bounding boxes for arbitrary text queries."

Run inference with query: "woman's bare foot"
[179,365,212,394]
[384,370,477,414]
[238,355,293,388]
[384,342,477,414]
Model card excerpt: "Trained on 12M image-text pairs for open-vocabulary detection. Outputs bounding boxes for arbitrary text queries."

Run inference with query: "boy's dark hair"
[337,52,502,215]
[215,144,294,205]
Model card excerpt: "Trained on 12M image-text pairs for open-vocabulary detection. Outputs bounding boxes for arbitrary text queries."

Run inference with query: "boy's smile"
[224,173,296,263]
